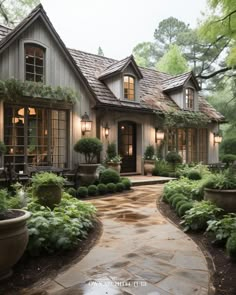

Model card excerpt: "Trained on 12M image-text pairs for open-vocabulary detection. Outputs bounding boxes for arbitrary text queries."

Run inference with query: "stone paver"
[27,185,210,295]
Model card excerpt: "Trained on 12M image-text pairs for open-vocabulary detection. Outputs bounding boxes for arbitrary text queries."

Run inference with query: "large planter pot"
[78,164,100,186]
[36,184,62,209]
[107,162,121,174]
[0,209,31,280]
[204,188,236,213]
[144,160,155,176]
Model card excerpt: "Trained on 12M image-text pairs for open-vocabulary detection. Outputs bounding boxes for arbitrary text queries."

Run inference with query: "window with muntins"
[124,76,135,100]
[25,44,45,83]
[185,88,194,109]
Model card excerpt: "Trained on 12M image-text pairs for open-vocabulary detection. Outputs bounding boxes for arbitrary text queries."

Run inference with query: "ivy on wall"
[0,79,79,103]
[156,110,210,128]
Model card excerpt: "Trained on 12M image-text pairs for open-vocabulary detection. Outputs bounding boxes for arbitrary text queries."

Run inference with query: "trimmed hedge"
[100,169,120,184]
[77,186,88,198]
[97,183,107,195]
[178,202,193,217]
[106,183,116,193]
[88,185,98,196]
[116,182,125,192]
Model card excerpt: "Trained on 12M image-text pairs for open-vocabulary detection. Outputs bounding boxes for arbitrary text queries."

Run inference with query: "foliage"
[0,79,78,103]
[106,143,117,160]
[106,183,116,193]
[66,187,77,198]
[178,202,193,217]
[176,200,189,212]
[0,141,7,155]
[0,0,39,26]
[226,233,236,260]
[97,46,104,56]
[172,196,186,209]
[221,154,236,167]
[26,192,96,256]
[100,169,120,184]
[0,189,8,216]
[143,145,155,160]
[31,172,65,193]
[77,186,88,198]
[166,151,182,166]
[187,170,202,180]
[107,155,122,164]
[153,160,173,177]
[122,178,132,190]
[74,137,103,164]
[180,201,223,231]
[203,170,236,190]
[206,213,236,243]
[177,163,210,178]
[133,42,162,68]
[116,182,125,192]
[88,185,98,196]
[156,45,189,75]
[220,138,236,156]
[97,183,107,195]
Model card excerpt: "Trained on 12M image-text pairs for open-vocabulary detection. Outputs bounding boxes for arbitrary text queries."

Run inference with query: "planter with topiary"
[31,172,65,209]
[105,143,122,174]
[74,137,103,186]
[0,189,30,280]
[143,145,156,175]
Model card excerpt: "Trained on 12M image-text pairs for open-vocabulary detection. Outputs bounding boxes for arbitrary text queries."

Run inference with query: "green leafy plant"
[153,160,173,176]
[88,185,98,196]
[100,169,120,184]
[0,141,6,155]
[166,151,182,168]
[180,201,223,232]
[0,189,8,217]
[106,143,117,159]
[176,200,189,212]
[144,145,155,160]
[31,172,65,193]
[226,233,236,260]
[116,182,125,192]
[203,170,236,190]
[106,183,116,193]
[77,186,88,198]
[66,187,77,198]
[221,154,236,167]
[26,192,96,256]
[206,214,236,243]
[97,183,107,195]
[178,202,193,217]
[74,137,103,164]
[187,170,202,180]
[122,178,132,190]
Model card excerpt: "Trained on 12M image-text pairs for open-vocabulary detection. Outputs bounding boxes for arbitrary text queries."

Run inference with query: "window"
[4,104,68,172]
[185,88,194,109]
[124,75,135,100]
[25,44,45,82]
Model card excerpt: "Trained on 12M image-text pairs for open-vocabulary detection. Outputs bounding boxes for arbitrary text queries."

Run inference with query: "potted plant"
[204,170,236,213]
[74,137,103,185]
[143,145,156,175]
[166,151,182,171]
[0,141,6,168]
[0,189,30,280]
[105,143,122,174]
[31,172,65,209]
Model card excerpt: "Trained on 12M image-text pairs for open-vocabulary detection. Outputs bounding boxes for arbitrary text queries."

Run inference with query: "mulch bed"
[0,219,103,295]
[158,200,236,295]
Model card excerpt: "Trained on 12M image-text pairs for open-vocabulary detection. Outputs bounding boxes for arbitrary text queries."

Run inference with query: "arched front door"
[118,121,136,173]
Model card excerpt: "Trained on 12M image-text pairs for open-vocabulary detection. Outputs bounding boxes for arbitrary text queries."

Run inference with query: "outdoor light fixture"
[81,112,92,135]
[214,133,222,145]
[104,122,110,138]
[155,129,165,143]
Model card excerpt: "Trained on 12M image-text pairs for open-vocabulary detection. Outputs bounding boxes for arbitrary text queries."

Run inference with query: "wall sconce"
[214,133,222,145]
[155,129,165,143]
[81,112,92,135]
[104,122,110,138]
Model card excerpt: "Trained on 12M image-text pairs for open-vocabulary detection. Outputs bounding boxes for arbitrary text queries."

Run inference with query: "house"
[0,4,225,174]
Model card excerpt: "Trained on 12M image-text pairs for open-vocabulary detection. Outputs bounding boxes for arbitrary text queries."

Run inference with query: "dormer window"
[25,44,45,82]
[124,75,135,100]
[185,88,194,110]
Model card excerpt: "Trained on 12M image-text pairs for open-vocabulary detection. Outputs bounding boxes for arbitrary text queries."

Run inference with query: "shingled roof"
[0,5,224,122]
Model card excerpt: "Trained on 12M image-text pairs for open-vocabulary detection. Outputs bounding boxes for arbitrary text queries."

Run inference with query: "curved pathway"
[34,185,210,295]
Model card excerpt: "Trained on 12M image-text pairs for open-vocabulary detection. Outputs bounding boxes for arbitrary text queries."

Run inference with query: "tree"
[0,0,39,26]
[97,46,104,57]
[132,42,162,68]
[156,45,189,75]
[154,17,190,50]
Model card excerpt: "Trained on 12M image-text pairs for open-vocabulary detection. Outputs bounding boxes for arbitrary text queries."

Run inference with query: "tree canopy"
[132,42,162,68]
[97,46,104,57]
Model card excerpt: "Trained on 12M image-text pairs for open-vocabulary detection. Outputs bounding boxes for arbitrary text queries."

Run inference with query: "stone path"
[30,185,210,295]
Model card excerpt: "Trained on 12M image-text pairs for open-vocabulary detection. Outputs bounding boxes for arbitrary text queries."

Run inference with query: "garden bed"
[0,219,102,294]
[158,200,236,295]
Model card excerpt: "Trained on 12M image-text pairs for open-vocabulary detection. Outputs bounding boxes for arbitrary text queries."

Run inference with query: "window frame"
[185,87,195,110]
[123,75,135,101]
[24,43,46,83]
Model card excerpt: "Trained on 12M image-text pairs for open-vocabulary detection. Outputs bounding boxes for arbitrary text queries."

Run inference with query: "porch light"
[81,112,92,135]
[104,123,110,138]
[214,133,222,145]
[155,129,165,143]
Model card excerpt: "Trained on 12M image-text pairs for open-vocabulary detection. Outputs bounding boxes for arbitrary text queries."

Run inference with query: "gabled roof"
[98,55,143,80]
[162,71,201,92]
[0,25,11,42]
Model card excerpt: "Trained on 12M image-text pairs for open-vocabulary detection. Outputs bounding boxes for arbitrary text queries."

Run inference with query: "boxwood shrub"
[88,185,98,196]
[77,186,88,198]
[106,182,116,193]
[66,187,77,197]
[97,183,107,195]
[122,178,132,190]
[116,182,125,192]
[100,169,120,184]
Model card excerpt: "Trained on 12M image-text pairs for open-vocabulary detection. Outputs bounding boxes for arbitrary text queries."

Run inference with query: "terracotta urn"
[144,160,155,176]
[204,188,236,213]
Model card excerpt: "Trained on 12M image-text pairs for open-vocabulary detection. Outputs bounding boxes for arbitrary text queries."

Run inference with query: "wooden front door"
[118,121,136,173]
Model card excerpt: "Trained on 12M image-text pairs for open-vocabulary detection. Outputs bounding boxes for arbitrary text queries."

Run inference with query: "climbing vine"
[0,79,79,103]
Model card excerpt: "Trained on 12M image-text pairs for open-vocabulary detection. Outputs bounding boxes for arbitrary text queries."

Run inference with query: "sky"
[41,0,208,60]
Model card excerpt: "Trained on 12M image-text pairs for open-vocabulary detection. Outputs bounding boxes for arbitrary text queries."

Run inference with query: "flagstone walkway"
[29,185,211,295]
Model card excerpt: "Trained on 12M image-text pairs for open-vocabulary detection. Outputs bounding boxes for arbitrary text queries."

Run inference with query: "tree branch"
[197,67,232,79]
[214,10,236,23]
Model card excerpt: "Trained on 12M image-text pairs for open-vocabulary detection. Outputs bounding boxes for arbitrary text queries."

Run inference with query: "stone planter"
[144,160,155,176]
[0,209,31,280]
[107,162,121,174]
[204,188,236,213]
[36,184,62,209]
[78,164,100,186]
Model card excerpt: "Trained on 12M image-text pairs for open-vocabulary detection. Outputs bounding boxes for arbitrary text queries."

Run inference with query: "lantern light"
[81,112,92,135]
